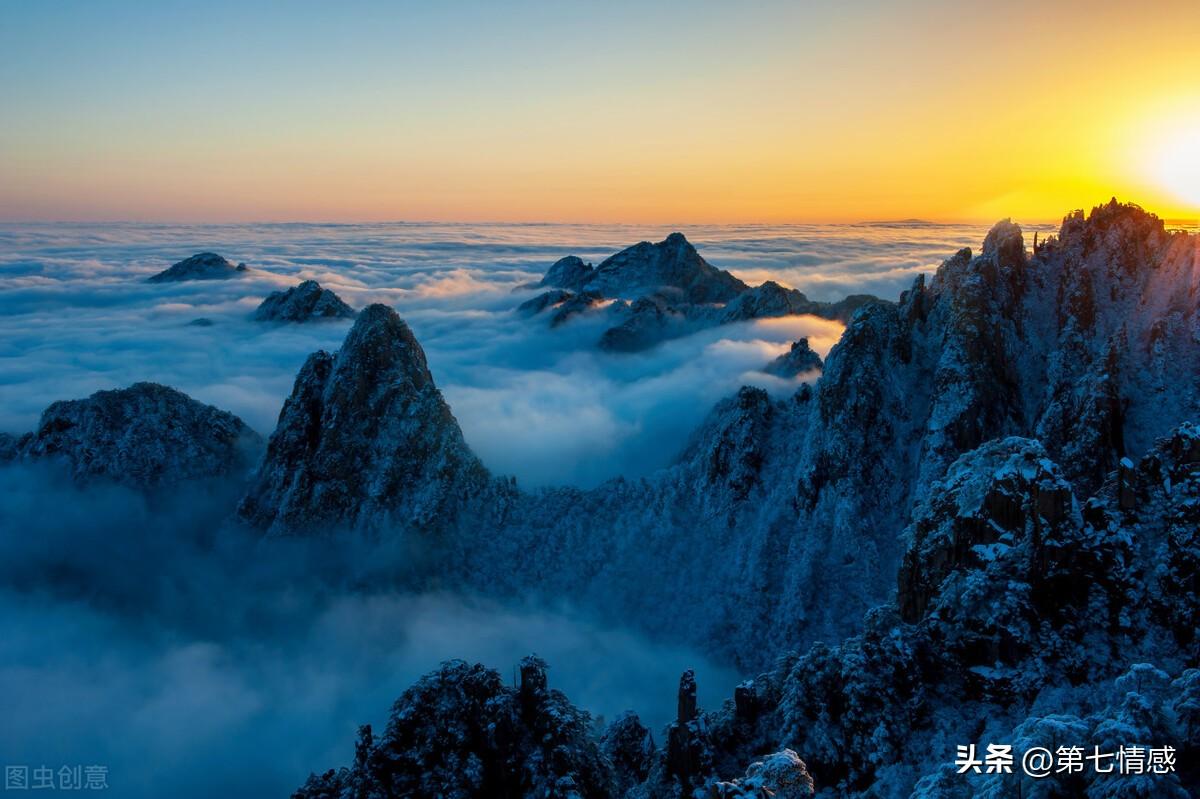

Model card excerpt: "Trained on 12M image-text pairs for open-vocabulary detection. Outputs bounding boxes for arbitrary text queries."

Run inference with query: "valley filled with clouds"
[0,221,1006,486]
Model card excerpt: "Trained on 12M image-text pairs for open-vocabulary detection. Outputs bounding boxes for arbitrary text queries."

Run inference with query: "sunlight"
[1148,112,1200,209]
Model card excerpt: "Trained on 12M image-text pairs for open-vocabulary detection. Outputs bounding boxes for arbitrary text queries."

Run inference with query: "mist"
[0,462,740,798]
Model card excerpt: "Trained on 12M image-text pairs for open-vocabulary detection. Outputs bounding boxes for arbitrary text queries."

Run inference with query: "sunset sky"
[3,0,1199,223]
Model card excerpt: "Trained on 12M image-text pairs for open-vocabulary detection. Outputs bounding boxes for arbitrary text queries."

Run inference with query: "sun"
[1148,114,1200,209]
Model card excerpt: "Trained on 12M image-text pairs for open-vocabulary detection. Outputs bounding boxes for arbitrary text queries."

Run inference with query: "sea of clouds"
[0,219,1057,797]
[0,220,1039,487]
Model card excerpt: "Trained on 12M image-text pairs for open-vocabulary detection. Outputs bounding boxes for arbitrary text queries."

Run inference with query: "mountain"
[518,234,878,352]
[584,232,749,304]
[250,202,1198,678]
[4,199,1196,797]
[302,418,1199,797]
[2,382,261,490]
[718,280,873,324]
[253,279,357,322]
[237,304,500,536]
[146,252,248,282]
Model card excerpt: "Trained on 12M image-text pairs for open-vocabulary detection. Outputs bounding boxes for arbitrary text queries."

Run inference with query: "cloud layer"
[0,220,1037,487]
[0,464,738,798]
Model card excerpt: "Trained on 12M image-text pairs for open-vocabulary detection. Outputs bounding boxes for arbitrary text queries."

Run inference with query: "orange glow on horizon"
[2,2,1200,225]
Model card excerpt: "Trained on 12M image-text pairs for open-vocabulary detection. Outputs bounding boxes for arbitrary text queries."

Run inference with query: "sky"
[2,0,1200,223]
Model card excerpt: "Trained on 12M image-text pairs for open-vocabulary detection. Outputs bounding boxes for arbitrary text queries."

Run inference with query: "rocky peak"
[12,382,261,490]
[667,668,712,786]
[763,338,823,378]
[538,255,595,291]
[1057,198,1168,252]
[601,712,656,794]
[146,252,248,283]
[334,303,436,393]
[253,280,356,322]
[588,232,749,303]
[720,280,809,321]
[515,288,573,317]
[682,386,776,504]
[597,294,675,352]
[981,218,1027,270]
[237,304,492,535]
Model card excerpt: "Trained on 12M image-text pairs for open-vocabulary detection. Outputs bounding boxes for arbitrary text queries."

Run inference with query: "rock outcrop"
[237,304,496,535]
[763,338,822,378]
[585,232,748,303]
[146,252,247,282]
[719,280,872,324]
[300,657,823,799]
[5,382,261,490]
[537,255,595,291]
[292,658,614,799]
[253,280,356,322]
[516,288,573,317]
[597,295,676,352]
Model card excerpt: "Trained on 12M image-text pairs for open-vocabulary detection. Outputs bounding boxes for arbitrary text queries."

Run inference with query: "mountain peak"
[238,303,491,535]
[763,337,823,378]
[147,252,248,283]
[336,303,434,391]
[254,279,356,322]
[981,218,1026,268]
[587,232,748,303]
[536,255,594,291]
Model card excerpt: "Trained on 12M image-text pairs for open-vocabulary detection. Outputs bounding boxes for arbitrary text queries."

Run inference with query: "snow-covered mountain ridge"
[236,200,1199,673]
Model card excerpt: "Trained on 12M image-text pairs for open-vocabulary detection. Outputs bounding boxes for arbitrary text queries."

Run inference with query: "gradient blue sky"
[3,0,1199,222]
